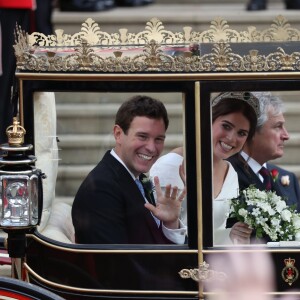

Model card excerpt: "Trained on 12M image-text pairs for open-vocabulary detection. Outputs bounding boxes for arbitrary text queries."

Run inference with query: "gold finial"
[6,117,26,147]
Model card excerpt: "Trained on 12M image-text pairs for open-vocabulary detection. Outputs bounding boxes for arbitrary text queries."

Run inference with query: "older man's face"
[250,106,289,165]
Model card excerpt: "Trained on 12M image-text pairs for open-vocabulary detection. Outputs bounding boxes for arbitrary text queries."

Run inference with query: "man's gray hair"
[252,92,285,131]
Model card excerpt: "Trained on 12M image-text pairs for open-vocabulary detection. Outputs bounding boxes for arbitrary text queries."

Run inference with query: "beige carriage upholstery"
[34,92,75,244]
[40,198,75,244]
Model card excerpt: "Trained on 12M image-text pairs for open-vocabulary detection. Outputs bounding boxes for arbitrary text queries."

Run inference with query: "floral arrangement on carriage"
[228,185,300,242]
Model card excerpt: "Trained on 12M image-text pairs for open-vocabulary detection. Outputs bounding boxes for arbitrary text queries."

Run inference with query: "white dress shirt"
[240,151,267,183]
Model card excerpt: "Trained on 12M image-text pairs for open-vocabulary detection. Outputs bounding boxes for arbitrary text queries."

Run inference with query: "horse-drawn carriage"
[2,15,300,299]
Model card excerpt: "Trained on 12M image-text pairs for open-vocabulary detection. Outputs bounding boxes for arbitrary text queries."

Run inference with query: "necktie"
[135,178,156,206]
[135,179,146,198]
[259,167,272,190]
[135,178,159,225]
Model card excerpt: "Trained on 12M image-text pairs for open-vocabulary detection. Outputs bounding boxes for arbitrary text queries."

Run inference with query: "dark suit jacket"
[228,153,300,211]
[72,151,173,244]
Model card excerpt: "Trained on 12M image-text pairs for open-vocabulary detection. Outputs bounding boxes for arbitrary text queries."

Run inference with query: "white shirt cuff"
[162,219,187,244]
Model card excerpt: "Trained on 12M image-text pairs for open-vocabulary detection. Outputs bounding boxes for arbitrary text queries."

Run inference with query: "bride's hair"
[211,91,258,141]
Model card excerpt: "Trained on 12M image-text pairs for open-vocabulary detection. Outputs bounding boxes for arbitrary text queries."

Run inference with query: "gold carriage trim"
[13,16,300,73]
[179,261,227,282]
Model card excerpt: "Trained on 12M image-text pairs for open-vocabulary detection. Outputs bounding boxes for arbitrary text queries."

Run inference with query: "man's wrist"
[163,219,180,229]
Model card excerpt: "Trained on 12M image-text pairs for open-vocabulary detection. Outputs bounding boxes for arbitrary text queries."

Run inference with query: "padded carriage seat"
[41,198,75,243]
[33,92,75,244]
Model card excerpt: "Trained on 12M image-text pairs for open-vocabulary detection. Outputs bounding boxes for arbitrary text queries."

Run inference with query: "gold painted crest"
[281,258,299,286]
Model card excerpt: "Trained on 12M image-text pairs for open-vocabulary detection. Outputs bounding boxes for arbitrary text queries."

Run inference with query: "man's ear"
[113,124,123,142]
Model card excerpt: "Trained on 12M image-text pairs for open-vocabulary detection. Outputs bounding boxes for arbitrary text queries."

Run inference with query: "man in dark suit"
[228,92,300,243]
[72,95,186,245]
[229,158,300,211]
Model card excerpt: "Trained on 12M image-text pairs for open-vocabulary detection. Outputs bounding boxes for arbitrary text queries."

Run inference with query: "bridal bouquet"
[228,185,300,242]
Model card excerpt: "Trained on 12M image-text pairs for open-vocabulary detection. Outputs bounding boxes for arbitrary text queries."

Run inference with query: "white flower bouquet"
[228,185,300,242]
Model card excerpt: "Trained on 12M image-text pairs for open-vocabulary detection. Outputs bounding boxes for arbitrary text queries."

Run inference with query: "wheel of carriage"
[0,277,65,300]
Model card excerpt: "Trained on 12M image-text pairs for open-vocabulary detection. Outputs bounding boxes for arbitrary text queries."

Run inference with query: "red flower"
[270,169,279,182]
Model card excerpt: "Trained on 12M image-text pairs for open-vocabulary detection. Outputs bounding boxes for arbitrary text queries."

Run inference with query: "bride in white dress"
[150,92,260,245]
[211,92,260,245]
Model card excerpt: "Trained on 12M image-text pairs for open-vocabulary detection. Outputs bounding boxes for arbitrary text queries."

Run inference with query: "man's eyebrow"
[273,120,285,126]
[135,132,165,138]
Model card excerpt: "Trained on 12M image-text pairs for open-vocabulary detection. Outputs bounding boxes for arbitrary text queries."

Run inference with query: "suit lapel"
[229,154,299,210]
[105,152,153,207]
[266,164,290,201]
[104,152,169,243]
[245,166,265,190]
[230,154,265,190]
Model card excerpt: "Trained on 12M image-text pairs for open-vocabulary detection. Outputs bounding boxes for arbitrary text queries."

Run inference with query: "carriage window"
[34,91,187,245]
[212,90,300,247]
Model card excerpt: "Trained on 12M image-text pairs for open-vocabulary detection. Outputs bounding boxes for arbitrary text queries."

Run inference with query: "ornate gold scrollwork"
[179,261,227,282]
[13,16,300,73]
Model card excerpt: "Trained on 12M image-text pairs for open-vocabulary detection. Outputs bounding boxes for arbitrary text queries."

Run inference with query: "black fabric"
[0,9,31,144]
[0,3,53,144]
[59,0,111,11]
[72,151,173,244]
[35,0,53,35]
[246,0,267,10]
[285,0,300,9]
[227,154,300,243]
[228,153,300,211]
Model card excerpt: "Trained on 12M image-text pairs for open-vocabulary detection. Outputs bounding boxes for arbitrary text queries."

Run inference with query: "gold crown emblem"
[284,258,296,268]
[6,117,26,147]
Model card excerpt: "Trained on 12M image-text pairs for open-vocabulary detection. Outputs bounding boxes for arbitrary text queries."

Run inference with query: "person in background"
[72,95,186,244]
[246,0,300,11]
[35,0,53,35]
[228,92,300,243]
[0,0,54,144]
[0,1,32,144]
[59,0,154,11]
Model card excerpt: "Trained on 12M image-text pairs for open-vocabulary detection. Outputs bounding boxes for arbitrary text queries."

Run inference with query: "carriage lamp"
[0,117,45,279]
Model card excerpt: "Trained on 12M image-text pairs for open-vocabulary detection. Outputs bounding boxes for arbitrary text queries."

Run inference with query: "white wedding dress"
[213,161,239,246]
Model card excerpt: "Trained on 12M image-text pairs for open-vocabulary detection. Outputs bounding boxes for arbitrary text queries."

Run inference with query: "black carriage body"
[10,16,300,299]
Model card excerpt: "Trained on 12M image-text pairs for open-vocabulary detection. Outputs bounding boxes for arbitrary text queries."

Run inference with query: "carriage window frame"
[17,73,300,251]
[198,78,300,249]
[17,74,200,250]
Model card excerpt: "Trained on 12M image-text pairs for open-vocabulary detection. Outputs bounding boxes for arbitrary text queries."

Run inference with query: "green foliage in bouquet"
[229,185,300,242]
